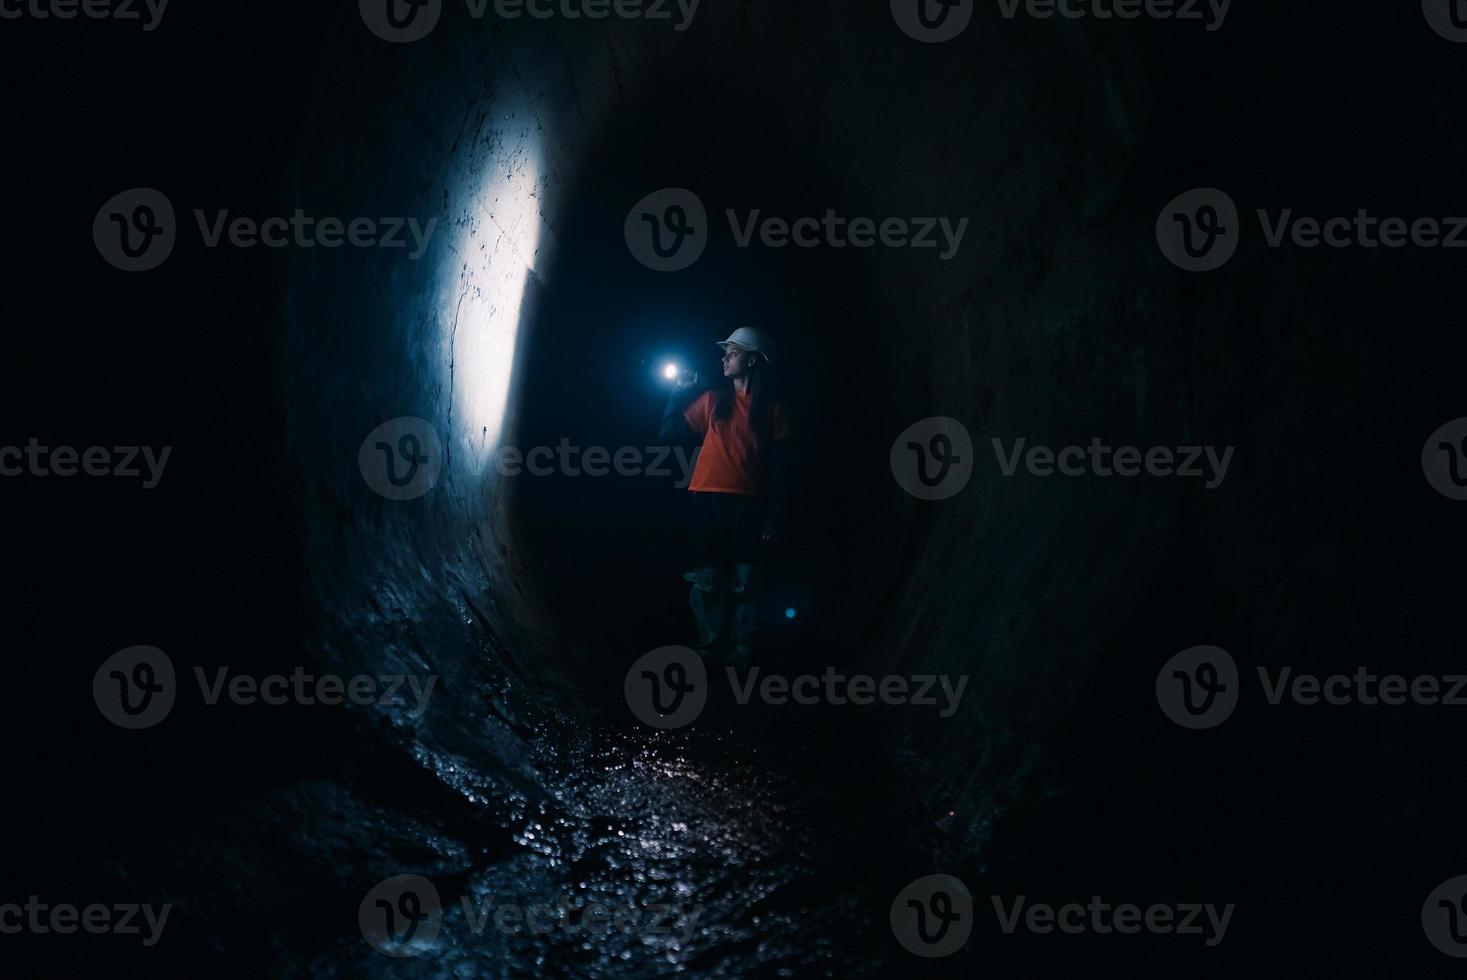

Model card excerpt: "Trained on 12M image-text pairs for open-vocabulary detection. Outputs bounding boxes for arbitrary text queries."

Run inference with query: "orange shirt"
[683,389,790,495]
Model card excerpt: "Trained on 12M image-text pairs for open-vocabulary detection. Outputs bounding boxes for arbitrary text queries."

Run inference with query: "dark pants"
[686,491,766,653]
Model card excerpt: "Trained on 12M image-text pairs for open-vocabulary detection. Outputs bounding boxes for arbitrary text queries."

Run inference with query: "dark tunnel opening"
[9,0,1467,976]
[510,97,902,673]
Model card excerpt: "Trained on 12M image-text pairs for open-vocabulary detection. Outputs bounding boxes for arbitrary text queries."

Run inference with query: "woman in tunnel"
[659,327,791,663]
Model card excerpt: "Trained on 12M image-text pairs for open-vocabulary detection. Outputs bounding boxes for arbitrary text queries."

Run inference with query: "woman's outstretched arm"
[660,382,706,444]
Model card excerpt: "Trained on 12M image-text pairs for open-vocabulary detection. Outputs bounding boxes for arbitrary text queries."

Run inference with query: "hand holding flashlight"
[673,368,698,389]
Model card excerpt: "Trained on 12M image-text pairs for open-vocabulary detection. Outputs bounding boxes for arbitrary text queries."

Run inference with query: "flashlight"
[663,363,679,380]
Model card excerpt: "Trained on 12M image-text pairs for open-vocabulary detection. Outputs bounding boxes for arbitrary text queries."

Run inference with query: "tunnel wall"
[776,19,1185,827]
[284,6,1178,844]
[283,16,637,768]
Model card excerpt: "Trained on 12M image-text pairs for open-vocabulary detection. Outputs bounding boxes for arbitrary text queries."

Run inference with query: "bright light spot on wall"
[442,133,546,475]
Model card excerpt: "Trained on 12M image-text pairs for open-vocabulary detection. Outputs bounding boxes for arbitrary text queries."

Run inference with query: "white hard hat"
[716,326,774,365]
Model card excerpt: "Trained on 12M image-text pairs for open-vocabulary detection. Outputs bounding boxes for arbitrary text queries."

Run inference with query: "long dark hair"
[712,354,775,443]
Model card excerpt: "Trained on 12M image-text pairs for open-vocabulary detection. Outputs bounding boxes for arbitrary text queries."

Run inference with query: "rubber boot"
[684,566,728,654]
[730,562,759,663]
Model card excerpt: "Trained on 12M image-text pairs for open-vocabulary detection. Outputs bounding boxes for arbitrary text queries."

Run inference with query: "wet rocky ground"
[13,661,977,978]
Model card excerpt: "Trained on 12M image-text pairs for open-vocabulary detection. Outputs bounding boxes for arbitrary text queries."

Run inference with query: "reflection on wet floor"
[297,688,952,978]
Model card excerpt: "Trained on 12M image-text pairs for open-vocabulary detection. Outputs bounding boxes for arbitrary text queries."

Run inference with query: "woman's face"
[721,345,752,378]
